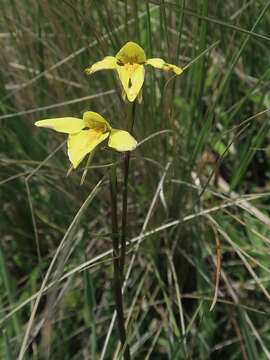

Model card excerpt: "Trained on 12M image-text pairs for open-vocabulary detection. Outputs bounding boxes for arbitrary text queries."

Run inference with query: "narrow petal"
[117,64,145,102]
[35,118,84,134]
[146,58,183,75]
[116,42,146,64]
[83,111,111,131]
[85,56,117,74]
[108,129,137,152]
[68,130,109,168]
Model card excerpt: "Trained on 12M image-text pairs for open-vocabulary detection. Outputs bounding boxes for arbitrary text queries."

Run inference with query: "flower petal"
[116,65,129,99]
[108,129,137,152]
[116,42,146,64]
[146,58,165,69]
[83,111,111,131]
[117,64,145,102]
[85,56,117,74]
[35,118,84,134]
[68,130,109,168]
[146,58,183,75]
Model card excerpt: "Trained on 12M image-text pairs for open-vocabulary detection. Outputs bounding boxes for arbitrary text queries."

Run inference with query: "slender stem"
[171,0,185,100]
[119,154,130,280]
[125,0,128,41]
[119,102,136,281]
[109,164,130,360]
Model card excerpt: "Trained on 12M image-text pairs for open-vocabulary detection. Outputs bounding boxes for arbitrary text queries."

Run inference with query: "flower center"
[117,54,145,66]
[83,123,108,133]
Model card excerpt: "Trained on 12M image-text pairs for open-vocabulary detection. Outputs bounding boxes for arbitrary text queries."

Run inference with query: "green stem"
[109,164,130,360]
[125,0,128,41]
[119,102,136,281]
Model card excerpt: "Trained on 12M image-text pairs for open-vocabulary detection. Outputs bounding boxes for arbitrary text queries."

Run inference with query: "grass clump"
[1,1,270,359]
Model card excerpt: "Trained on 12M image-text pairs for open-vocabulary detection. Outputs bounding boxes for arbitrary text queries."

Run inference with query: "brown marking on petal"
[117,52,146,65]
[84,67,92,75]
[88,122,108,133]
[163,63,173,72]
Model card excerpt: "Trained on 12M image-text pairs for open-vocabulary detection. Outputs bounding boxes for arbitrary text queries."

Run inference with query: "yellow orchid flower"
[85,41,183,102]
[35,111,137,169]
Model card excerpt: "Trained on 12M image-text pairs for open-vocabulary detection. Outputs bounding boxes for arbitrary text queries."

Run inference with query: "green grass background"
[1,0,270,359]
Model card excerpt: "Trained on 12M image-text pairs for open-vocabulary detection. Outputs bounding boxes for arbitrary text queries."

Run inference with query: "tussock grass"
[1,1,270,358]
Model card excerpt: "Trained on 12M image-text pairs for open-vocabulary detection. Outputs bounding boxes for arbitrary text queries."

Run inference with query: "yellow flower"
[35,111,137,169]
[85,41,183,102]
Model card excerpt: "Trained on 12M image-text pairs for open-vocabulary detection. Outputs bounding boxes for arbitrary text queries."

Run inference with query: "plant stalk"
[119,102,136,281]
[109,164,130,360]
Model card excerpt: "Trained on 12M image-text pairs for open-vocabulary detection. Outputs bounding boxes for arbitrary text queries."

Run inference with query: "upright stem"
[109,164,130,360]
[119,102,136,280]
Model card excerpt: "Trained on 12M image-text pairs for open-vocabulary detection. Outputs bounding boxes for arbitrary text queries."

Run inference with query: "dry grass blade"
[209,224,222,311]
[167,252,187,348]
[0,91,116,120]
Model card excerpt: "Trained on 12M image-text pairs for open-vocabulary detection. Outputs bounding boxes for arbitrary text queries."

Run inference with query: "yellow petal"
[146,58,165,69]
[35,118,84,134]
[116,42,146,64]
[146,58,183,75]
[85,56,117,74]
[68,130,109,168]
[83,111,111,131]
[117,64,145,102]
[108,129,137,152]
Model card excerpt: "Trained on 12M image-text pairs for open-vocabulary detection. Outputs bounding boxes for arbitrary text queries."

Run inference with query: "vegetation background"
[1,0,270,359]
